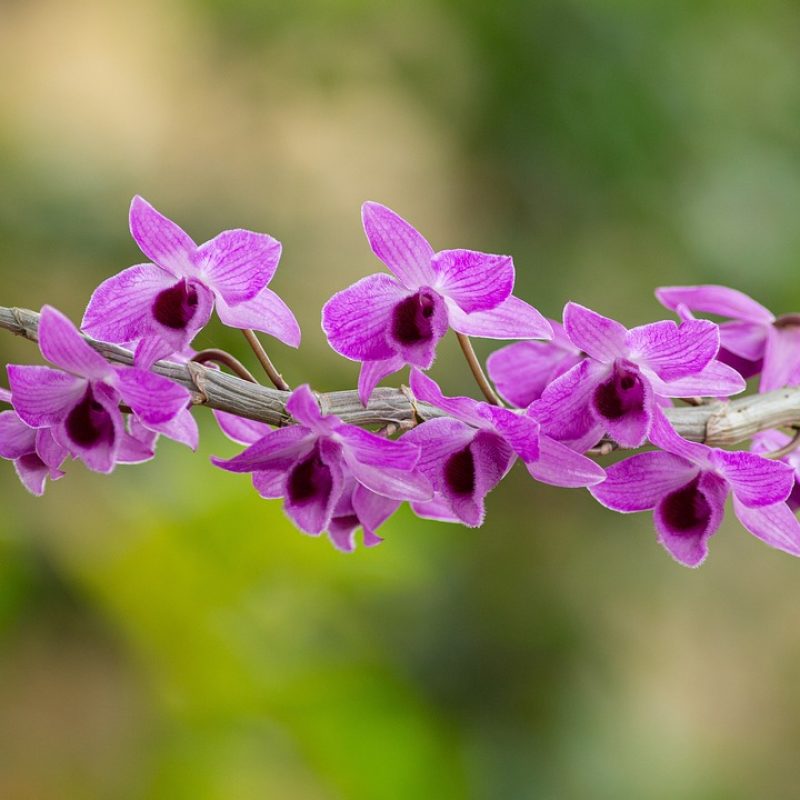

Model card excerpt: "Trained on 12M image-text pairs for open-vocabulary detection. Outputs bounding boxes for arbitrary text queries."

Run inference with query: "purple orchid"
[402,370,605,527]
[590,408,800,567]
[0,387,66,495]
[322,202,552,404]
[82,196,301,368]
[751,431,800,512]
[212,384,431,549]
[486,319,584,407]
[656,284,800,391]
[7,306,193,474]
[532,302,746,450]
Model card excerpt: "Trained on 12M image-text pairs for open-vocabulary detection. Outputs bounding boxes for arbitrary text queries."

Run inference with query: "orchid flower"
[212,384,431,548]
[590,409,800,567]
[656,284,800,390]
[82,196,300,367]
[7,306,192,473]
[532,302,746,450]
[322,202,552,404]
[402,370,605,526]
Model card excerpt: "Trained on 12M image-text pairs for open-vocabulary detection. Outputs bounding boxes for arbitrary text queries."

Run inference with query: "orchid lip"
[660,476,712,537]
[152,278,200,330]
[391,288,439,346]
[287,446,333,506]
[65,387,115,449]
[443,445,476,497]
[593,359,645,421]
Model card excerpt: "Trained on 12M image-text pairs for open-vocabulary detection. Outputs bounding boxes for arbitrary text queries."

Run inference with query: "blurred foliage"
[2,0,800,797]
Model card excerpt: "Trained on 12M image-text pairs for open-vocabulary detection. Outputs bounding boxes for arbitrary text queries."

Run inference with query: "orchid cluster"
[3,197,800,568]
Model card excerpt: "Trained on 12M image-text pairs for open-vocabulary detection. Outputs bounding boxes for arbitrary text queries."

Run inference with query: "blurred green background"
[2,1,800,798]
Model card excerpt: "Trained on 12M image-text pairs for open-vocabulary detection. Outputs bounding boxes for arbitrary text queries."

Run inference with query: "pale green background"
[2,1,800,798]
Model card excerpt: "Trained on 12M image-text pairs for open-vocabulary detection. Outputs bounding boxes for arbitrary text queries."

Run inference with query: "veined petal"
[626,318,718,381]
[8,365,86,428]
[590,451,699,512]
[336,424,421,470]
[345,459,433,502]
[129,195,196,278]
[352,484,401,537]
[361,201,435,289]
[432,249,513,313]
[648,407,711,467]
[388,288,449,368]
[655,285,774,324]
[527,435,606,487]
[563,302,627,362]
[35,428,68,471]
[197,229,281,304]
[286,385,335,435]
[113,367,191,425]
[39,306,112,381]
[142,407,199,450]
[213,410,271,445]
[479,405,540,463]
[647,361,746,398]
[284,439,345,535]
[710,449,793,507]
[401,417,476,479]
[81,264,175,343]
[486,326,583,407]
[322,273,407,361]
[761,324,800,393]
[446,295,551,340]
[654,472,728,568]
[409,369,483,427]
[720,320,769,361]
[410,496,462,524]
[0,411,36,459]
[215,287,301,347]
[732,498,800,557]
[211,425,315,473]
[358,356,404,406]
[116,431,157,464]
[252,470,285,499]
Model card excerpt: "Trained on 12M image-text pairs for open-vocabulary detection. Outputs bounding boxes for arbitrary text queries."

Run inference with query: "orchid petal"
[409,369,483,427]
[401,418,476,478]
[14,454,55,496]
[720,320,769,361]
[35,428,68,471]
[345,458,433,502]
[626,319,718,381]
[358,356,405,406]
[710,449,793,507]
[213,410,271,445]
[732,498,800,557]
[0,387,10,404]
[648,407,711,467]
[589,451,699,512]
[129,195,196,278]
[322,273,407,361]
[590,361,653,448]
[211,425,315,473]
[143,408,199,450]
[38,305,112,381]
[215,287,301,347]
[114,367,191,425]
[446,295,552,340]
[526,435,606,487]
[336,424,421,470]
[0,411,36,459]
[647,361,746,398]
[7,365,86,428]
[197,229,281,304]
[479,405,540,463]
[563,302,627,362]
[432,249,513,313]
[352,484,400,536]
[361,202,436,289]
[761,324,800,392]
[286,385,333,434]
[655,285,774,324]
[410,496,462,524]
[252,470,285,499]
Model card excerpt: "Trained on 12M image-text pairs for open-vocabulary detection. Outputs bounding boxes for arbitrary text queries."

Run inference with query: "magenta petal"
[410,369,483,427]
[212,426,315,473]
[114,367,191,425]
[526,435,606,488]
[591,362,653,449]
[709,449,793,507]
[39,306,112,380]
[8,366,86,428]
[0,411,36,459]
[336,424,420,470]
[144,408,199,450]
[627,318,718,381]
[215,287,301,347]
[322,273,407,361]
[14,453,54,496]
[761,324,800,393]
[252,470,285,499]
[129,196,196,278]
[590,451,698,512]
[358,356,405,406]
[286,385,333,434]
[732,498,800,557]
[0,387,10,404]
[284,439,345,535]
[82,264,175,343]
[116,431,157,464]
[563,302,627,362]
[345,459,432,502]
[197,229,281,304]
[352,484,400,537]
[655,285,774,325]
[213,410,271,445]
[648,361,746,399]
[432,249,513,313]
[35,429,68,471]
[720,320,769,361]
[480,405,540,463]
[401,417,476,478]
[648,407,712,466]
[361,202,436,289]
[446,295,552,340]
[410,497,462,524]
[486,327,583,407]
[387,288,449,368]
[654,472,727,568]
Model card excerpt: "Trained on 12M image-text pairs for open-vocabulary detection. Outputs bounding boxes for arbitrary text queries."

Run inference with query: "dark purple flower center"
[65,388,115,449]
[392,290,437,346]
[153,279,199,330]
[287,449,333,506]
[594,360,645,420]
[661,477,711,536]
[444,446,476,497]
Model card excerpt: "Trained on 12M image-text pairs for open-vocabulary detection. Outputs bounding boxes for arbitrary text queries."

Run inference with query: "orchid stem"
[241,329,290,391]
[191,349,257,383]
[455,332,504,407]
